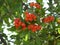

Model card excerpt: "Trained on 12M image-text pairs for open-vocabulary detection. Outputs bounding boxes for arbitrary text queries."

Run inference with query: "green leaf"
[39,8,45,17]
[58,28,60,34]
[35,36,42,45]
[0,20,3,26]
[3,17,10,26]
[36,16,40,25]
[54,0,59,4]
[23,0,28,2]
[24,34,29,41]
[8,26,16,32]
[0,18,3,31]
[57,40,60,45]
[2,33,7,39]
[36,0,42,3]
[0,0,5,7]
[10,35,16,39]
[14,34,21,45]
[19,2,23,15]
[14,40,21,45]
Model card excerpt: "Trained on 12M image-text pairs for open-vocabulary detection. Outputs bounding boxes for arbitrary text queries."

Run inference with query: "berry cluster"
[25,12,36,22]
[30,2,41,9]
[13,2,55,32]
[14,18,42,32]
[43,16,54,23]
[14,18,26,30]
[28,24,42,32]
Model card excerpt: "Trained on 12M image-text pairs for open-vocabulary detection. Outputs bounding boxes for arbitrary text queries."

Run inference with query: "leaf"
[54,0,59,4]
[57,40,60,45]
[3,17,10,26]
[19,2,23,15]
[8,26,16,32]
[2,33,7,40]
[36,16,40,25]
[36,0,42,3]
[14,34,21,45]
[35,36,42,45]
[14,40,21,45]
[0,18,3,31]
[0,19,3,27]
[23,0,28,2]
[0,0,5,7]
[58,28,60,34]
[23,41,30,45]
[39,8,45,17]
[10,35,16,39]
[24,34,29,41]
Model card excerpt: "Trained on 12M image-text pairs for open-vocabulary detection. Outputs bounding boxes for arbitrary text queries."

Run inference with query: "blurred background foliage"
[0,0,60,45]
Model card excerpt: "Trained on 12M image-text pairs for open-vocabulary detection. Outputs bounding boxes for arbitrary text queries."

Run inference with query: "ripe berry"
[43,16,54,23]
[30,2,34,7]
[14,18,20,29]
[25,13,36,22]
[34,3,41,9]
[28,24,42,32]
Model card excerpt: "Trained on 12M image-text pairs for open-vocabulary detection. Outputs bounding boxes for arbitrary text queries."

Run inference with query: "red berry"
[14,18,20,22]
[43,18,50,23]
[28,24,34,30]
[37,25,42,30]
[34,3,41,9]
[25,13,36,22]
[21,22,26,27]
[30,2,34,7]
[48,16,54,21]
[22,26,26,30]
[19,22,22,26]
[28,24,42,32]
[24,11,29,15]
[14,18,21,29]
[43,16,54,23]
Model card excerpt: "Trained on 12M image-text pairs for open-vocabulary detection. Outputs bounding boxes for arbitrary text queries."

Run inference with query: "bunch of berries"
[43,16,54,23]
[14,18,26,30]
[25,12,36,22]
[30,2,41,9]
[28,24,42,32]
[14,18,41,32]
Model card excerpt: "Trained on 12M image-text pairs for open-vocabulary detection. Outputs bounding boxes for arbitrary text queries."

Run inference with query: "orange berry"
[34,3,41,9]
[43,18,50,23]
[14,18,21,29]
[22,26,26,30]
[36,5,41,9]
[25,13,36,22]
[21,23,26,27]
[30,2,34,7]
[28,24,42,32]
[24,11,29,15]
[19,22,22,26]
[48,16,54,21]
[43,16,54,23]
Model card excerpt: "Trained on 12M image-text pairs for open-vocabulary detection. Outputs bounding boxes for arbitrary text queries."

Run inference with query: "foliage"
[0,0,60,45]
